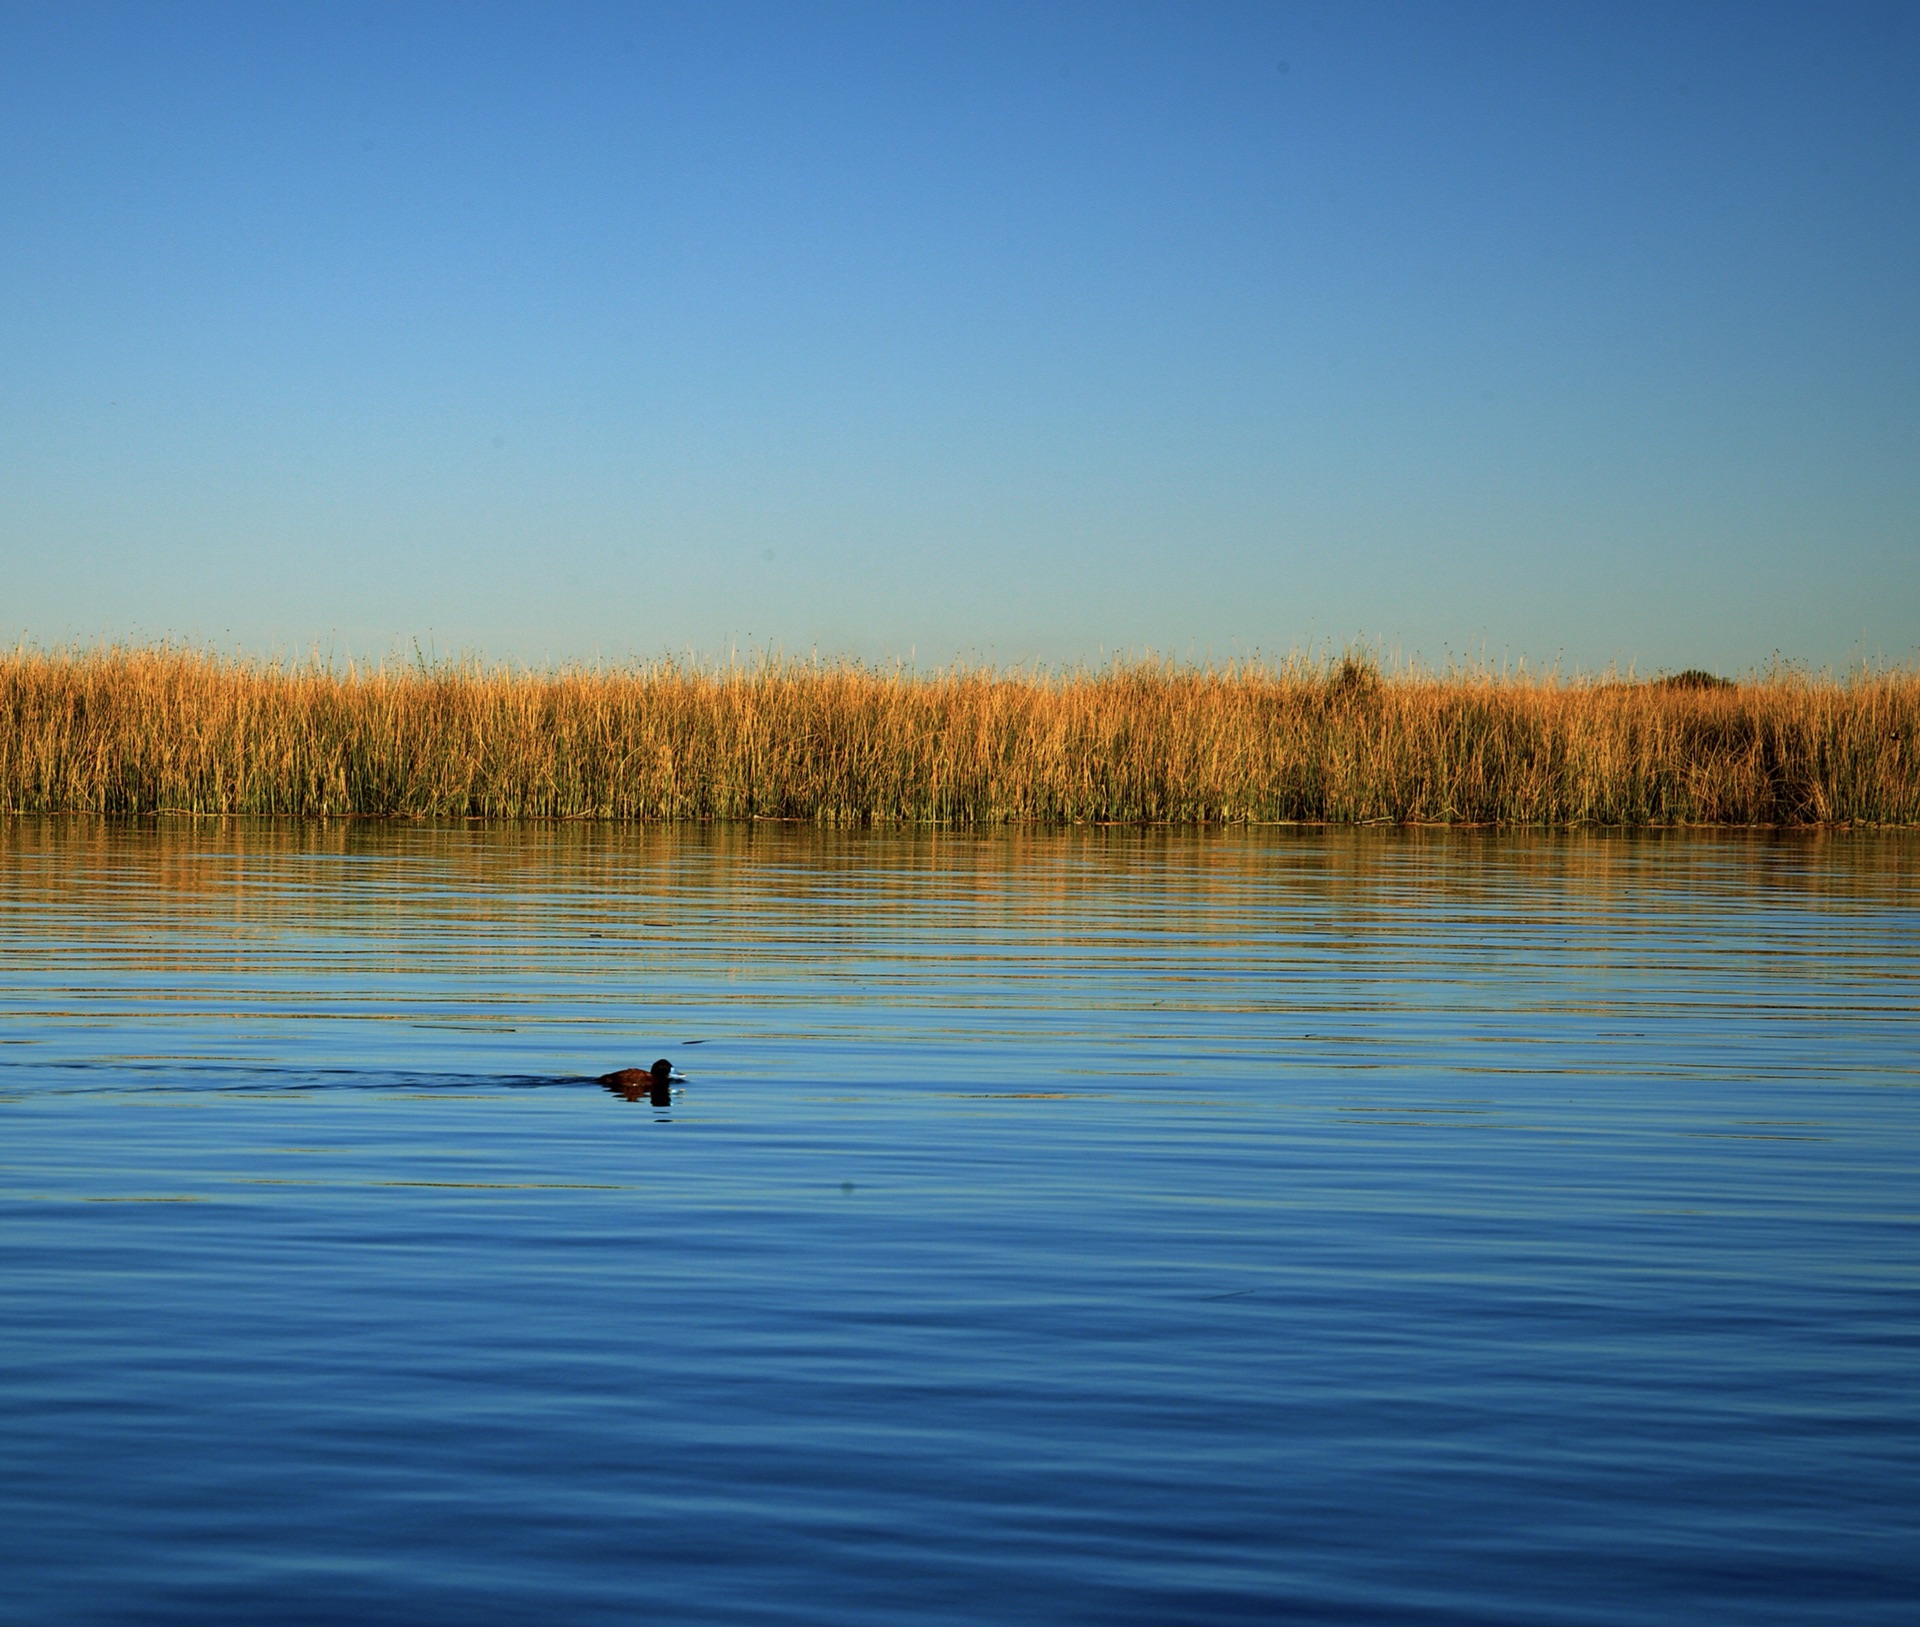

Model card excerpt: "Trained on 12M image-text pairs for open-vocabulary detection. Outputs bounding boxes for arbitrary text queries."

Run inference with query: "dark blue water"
[2,821,1916,1624]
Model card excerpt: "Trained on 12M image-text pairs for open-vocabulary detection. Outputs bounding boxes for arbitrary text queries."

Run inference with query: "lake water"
[2,820,1916,1625]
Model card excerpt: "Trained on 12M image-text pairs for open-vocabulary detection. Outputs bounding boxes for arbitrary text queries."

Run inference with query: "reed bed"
[1,645,1915,825]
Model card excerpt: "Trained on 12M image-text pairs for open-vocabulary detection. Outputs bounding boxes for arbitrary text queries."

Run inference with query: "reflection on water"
[1,818,1916,1625]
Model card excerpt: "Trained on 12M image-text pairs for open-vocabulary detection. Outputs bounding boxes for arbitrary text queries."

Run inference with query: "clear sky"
[3,1,1915,673]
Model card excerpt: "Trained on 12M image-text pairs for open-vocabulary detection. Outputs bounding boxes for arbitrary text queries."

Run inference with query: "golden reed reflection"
[0,818,1910,985]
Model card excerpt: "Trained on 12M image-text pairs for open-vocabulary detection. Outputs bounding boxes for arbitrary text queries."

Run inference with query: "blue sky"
[3,1,1915,672]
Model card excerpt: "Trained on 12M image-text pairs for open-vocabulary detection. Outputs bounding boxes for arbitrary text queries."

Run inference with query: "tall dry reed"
[0,646,1913,825]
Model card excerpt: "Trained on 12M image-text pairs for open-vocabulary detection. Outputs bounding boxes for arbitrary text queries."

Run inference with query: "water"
[2,820,1916,1625]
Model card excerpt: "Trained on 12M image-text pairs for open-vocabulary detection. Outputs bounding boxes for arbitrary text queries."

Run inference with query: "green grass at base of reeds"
[2,646,1915,825]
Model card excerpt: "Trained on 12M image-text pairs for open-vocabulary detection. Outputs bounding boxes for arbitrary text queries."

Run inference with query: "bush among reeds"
[0,645,1913,825]
[1651,669,1736,691]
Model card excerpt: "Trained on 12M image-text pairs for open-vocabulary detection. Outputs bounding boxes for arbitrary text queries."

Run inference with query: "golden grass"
[1,645,1914,825]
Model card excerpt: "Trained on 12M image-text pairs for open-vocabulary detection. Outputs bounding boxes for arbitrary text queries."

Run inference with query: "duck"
[598,1058,676,1089]
[598,1058,682,1102]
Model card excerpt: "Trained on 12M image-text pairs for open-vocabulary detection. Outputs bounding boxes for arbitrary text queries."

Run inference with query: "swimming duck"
[598,1058,676,1089]
[599,1058,682,1102]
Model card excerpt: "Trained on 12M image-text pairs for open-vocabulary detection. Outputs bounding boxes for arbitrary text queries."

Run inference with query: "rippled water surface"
[2,820,1916,1625]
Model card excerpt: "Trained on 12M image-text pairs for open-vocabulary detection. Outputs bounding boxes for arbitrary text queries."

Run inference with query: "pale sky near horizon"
[3,2,1915,674]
